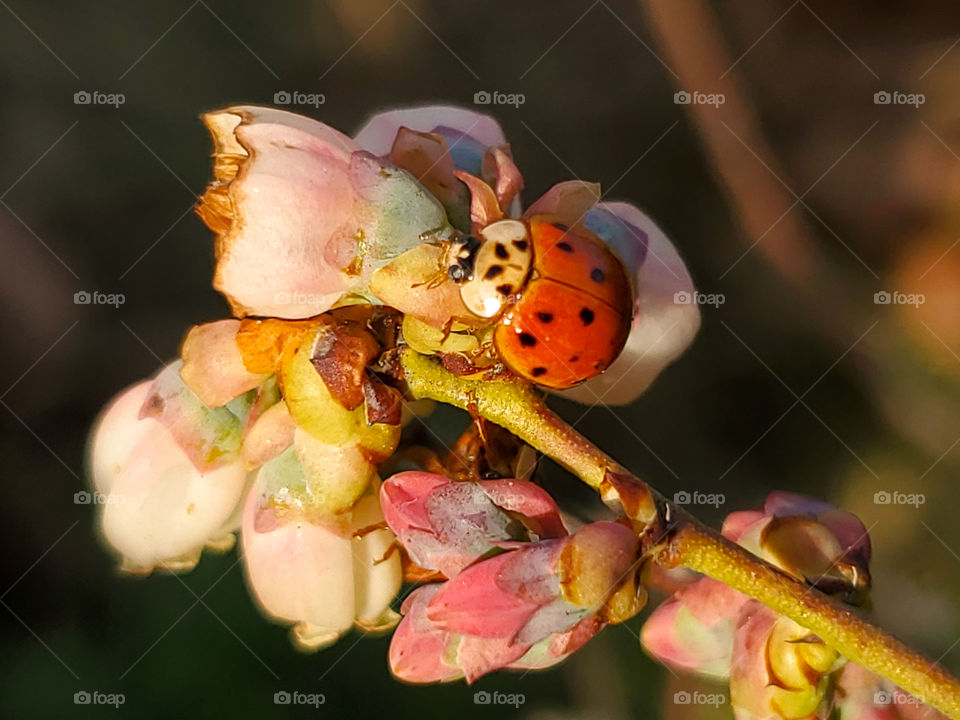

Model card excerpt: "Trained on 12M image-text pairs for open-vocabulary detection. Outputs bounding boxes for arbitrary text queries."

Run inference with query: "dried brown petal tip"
[600,470,658,526]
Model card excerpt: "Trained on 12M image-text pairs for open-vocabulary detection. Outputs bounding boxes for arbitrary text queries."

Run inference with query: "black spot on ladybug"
[519,332,537,347]
[536,311,553,323]
[494,243,509,259]
[496,284,513,296]
[512,239,528,251]
[553,222,569,232]
[590,267,606,283]
[557,241,574,253]
[483,265,504,280]
[531,367,547,377]
[570,355,579,362]
[580,307,595,325]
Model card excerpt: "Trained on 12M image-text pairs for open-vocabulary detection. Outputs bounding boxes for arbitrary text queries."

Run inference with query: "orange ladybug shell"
[494,216,633,389]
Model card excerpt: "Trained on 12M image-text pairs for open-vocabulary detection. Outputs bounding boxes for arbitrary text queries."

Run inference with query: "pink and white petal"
[100,417,248,573]
[390,585,463,683]
[509,616,602,671]
[380,471,452,536]
[455,170,503,231]
[641,578,747,680]
[721,510,766,544]
[457,635,531,683]
[476,478,567,539]
[523,181,600,227]
[201,106,363,319]
[88,381,152,495]
[833,664,903,720]
[180,319,269,408]
[139,362,245,471]
[389,128,471,230]
[481,146,524,213]
[351,482,402,630]
[242,400,296,469]
[427,551,544,638]
[558,203,700,405]
[729,602,781,719]
[764,491,834,518]
[764,492,871,561]
[241,476,356,650]
[354,105,507,158]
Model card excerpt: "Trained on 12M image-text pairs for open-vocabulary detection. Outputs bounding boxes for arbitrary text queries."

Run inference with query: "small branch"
[666,521,960,719]
[400,348,960,719]
[399,349,624,490]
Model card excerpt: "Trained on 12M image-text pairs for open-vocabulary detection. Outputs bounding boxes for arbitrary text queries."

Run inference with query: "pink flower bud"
[388,521,641,683]
[833,663,946,720]
[179,319,269,407]
[199,106,450,319]
[641,577,749,680]
[87,371,250,573]
[643,491,873,707]
[725,491,871,600]
[380,471,566,577]
[729,602,839,720]
[241,461,401,650]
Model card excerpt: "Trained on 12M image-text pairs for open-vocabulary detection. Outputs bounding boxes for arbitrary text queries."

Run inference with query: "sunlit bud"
[380,471,565,578]
[87,366,251,573]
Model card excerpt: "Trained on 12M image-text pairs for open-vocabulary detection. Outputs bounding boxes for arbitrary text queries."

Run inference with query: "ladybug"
[447,215,632,389]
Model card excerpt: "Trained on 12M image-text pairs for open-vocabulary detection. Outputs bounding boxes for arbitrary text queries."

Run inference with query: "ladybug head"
[444,234,480,283]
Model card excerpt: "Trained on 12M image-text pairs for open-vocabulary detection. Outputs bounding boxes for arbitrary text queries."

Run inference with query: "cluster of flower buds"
[89,311,405,647]
[641,492,943,720]
[381,472,645,682]
[87,105,700,658]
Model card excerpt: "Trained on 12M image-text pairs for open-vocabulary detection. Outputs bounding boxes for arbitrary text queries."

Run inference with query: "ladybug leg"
[464,393,488,446]
[402,552,445,582]
[353,521,389,539]
[372,541,400,566]
[418,223,455,244]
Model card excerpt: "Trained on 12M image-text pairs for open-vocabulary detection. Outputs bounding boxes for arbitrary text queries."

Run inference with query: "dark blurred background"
[3,1,960,717]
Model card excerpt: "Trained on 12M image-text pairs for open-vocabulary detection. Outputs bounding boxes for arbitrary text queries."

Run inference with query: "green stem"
[400,348,960,719]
